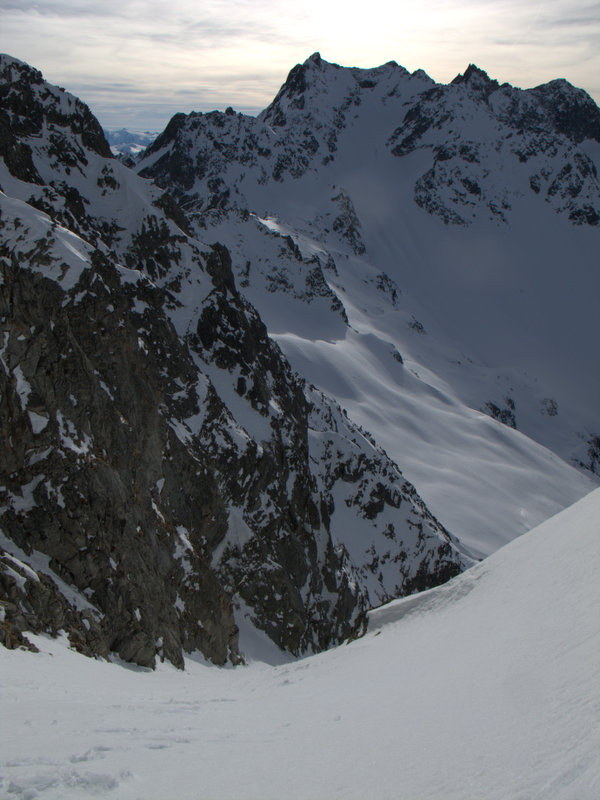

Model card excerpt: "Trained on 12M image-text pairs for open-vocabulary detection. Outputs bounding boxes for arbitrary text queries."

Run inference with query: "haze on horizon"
[1,0,599,131]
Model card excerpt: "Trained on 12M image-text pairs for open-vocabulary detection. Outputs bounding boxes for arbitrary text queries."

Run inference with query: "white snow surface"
[2,488,599,800]
[198,205,599,556]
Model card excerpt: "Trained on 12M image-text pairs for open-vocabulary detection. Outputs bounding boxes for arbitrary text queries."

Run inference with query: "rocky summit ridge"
[140,51,600,227]
[0,54,474,668]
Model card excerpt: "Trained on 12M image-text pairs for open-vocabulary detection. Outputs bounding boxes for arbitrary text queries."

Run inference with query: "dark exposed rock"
[522,80,600,144]
[331,189,366,255]
[0,249,241,668]
[540,398,558,417]
[579,435,600,475]
[152,191,192,235]
[387,64,600,226]
[388,87,448,157]
[0,110,44,184]
[1,547,110,658]
[140,146,197,193]
[409,317,426,334]
[484,397,517,429]
[0,54,112,161]
[569,205,600,225]
[143,113,188,158]
[1,188,470,663]
[451,64,500,100]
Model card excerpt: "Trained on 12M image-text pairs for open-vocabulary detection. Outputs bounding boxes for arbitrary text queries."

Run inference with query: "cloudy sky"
[2,0,599,131]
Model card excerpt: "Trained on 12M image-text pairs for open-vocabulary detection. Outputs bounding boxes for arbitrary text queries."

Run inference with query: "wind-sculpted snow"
[0,54,473,666]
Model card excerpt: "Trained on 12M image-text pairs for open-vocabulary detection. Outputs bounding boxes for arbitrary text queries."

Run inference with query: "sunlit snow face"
[1,0,598,129]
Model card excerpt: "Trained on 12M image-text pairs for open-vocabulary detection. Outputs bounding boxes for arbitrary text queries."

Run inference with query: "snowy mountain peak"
[525,78,600,143]
[136,52,598,548]
[449,61,600,144]
[104,128,158,158]
[0,52,112,172]
[259,53,414,133]
[1,52,599,795]
[0,53,36,73]
[451,63,500,97]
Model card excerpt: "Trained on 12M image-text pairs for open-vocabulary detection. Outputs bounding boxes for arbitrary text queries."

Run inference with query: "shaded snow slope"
[2,488,599,799]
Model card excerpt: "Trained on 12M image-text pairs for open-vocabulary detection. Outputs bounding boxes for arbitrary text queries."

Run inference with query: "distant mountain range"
[0,51,598,668]
[105,128,159,158]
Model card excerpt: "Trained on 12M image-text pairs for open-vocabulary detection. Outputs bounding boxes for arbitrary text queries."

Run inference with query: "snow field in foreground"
[2,488,599,800]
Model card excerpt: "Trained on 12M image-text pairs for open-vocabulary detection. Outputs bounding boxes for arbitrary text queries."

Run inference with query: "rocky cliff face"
[0,54,472,667]
[1,229,240,668]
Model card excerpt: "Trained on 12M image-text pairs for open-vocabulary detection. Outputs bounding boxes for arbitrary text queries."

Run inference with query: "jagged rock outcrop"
[388,64,600,226]
[0,222,242,668]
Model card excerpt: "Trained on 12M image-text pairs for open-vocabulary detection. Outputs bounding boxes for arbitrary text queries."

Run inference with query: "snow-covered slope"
[137,53,600,554]
[0,54,475,666]
[3,488,598,799]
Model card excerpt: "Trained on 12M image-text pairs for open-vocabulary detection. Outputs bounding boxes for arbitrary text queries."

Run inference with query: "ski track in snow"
[2,489,599,800]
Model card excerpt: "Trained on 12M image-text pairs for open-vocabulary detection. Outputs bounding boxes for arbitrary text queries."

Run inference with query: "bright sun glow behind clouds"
[1,0,599,130]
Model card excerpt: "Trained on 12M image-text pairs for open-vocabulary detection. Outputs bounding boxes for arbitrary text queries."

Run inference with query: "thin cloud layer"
[1,0,598,130]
